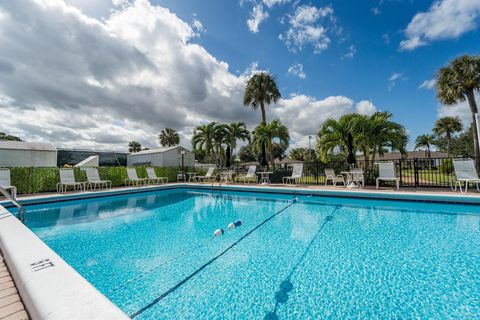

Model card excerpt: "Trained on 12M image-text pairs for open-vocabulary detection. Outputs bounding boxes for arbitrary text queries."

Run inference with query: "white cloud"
[387,72,404,91]
[262,0,292,8]
[355,100,377,115]
[371,7,381,15]
[400,0,480,50]
[342,45,356,59]
[247,4,268,33]
[287,63,306,79]
[279,5,334,54]
[437,94,479,126]
[419,79,436,90]
[382,33,390,44]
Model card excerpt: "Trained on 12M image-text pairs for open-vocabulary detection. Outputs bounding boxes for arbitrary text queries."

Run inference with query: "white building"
[127,146,194,167]
[0,141,57,167]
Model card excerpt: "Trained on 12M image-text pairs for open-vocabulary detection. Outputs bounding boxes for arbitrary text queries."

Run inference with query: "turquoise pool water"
[17,188,480,319]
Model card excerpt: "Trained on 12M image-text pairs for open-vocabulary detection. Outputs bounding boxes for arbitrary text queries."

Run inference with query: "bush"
[438,159,453,175]
[8,166,188,195]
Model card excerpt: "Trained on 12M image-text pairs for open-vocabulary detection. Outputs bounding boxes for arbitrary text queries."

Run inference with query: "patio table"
[258,171,273,184]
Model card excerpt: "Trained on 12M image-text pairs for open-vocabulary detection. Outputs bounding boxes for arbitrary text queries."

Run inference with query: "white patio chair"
[346,168,364,188]
[0,168,16,198]
[57,168,85,193]
[235,165,257,184]
[125,167,148,186]
[85,167,112,190]
[283,163,303,184]
[324,168,345,186]
[146,167,168,184]
[376,162,399,190]
[452,159,480,194]
[195,167,215,182]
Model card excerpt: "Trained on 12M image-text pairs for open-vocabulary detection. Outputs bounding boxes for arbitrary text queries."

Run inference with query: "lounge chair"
[452,159,480,194]
[85,167,112,190]
[235,165,257,184]
[283,163,303,184]
[57,168,85,193]
[125,167,148,186]
[376,162,399,190]
[0,168,16,198]
[195,167,215,182]
[346,168,364,188]
[324,169,345,186]
[146,167,168,184]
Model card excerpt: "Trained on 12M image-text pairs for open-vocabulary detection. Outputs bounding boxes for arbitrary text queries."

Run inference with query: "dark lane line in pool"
[129,197,299,319]
[264,206,340,320]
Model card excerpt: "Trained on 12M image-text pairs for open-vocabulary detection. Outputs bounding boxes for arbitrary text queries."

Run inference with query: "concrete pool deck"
[0,182,479,319]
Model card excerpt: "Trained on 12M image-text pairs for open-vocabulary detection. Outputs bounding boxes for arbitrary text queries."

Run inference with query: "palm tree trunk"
[446,133,451,158]
[260,102,267,124]
[467,90,480,168]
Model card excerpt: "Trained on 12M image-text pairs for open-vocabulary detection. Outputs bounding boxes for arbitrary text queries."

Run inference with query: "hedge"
[8,166,192,195]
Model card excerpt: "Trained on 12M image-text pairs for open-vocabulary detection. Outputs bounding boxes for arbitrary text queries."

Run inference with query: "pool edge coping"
[1,183,479,320]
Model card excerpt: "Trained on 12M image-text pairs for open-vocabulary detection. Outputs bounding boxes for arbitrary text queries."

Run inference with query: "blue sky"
[0,0,479,150]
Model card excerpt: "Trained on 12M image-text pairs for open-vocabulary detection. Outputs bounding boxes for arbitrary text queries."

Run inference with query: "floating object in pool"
[213,229,224,237]
[280,280,293,292]
[292,197,298,202]
[307,194,312,197]
[234,220,242,227]
[227,222,236,230]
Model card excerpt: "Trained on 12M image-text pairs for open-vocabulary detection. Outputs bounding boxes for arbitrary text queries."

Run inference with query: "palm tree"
[192,122,222,163]
[415,134,435,158]
[244,72,281,166]
[433,116,462,157]
[317,113,357,161]
[159,128,180,147]
[436,55,480,164]
[128,141,142,153]
[252,119,289,168]
[218,122,251,158]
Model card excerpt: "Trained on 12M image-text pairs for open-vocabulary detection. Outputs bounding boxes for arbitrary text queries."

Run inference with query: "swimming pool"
[15,188,480,319]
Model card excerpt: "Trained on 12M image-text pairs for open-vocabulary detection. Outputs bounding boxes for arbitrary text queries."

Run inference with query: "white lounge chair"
[0,169,16,198]
[376,162,399,190]
[283,163,303,184]
[324,169,345,186]
[346,168,364,188]
[195,167,215,182]
[452,159,480,194]
[125,167,148,186]
[235,165,257,184]
[57,168,85,193]
[146,167,168,184]
[85,167,111,190]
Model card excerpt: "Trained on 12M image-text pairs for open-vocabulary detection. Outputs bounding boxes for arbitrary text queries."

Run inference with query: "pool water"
[18,188,480,319]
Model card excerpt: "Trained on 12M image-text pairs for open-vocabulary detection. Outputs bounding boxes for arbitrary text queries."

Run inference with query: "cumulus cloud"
[419,79,436,90]
[0,0,378,151]
[287,63,306,79]
[400,0,480,50]
[355,100,377,115]
[279,5,334,54]
[437,94,479,126]
[247,4,268,33]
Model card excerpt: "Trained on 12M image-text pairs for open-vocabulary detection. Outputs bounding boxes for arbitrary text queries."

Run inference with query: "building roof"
[128,145,191,156]
[0,141,56,151]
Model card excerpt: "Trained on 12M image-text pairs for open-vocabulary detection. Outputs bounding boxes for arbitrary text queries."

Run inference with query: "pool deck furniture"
[452,158,480,194]
[195,167,215,182]
[57,169,85,193]
[341,169,364,188]
[376,162,399,190]
[282,163,303,184]
[186,172,197,182]
[258,171,273,184]
[219,170,235,184]
[146,167,168,184]
[0,169,16,199]
[85,167,112,190]
[125,168,148,187]
[235,165,258,184]
[324,169,345,186]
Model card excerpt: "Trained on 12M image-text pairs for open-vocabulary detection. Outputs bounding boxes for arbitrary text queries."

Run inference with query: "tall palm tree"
[159,128,180,147]
[433,116,462,157]
[317,113,357,161]
[128,141,142,153]
[244,72,281,166]
[218,122,251,158]
[252,119,289,167]
[415,134,435,158]
[436,55,480,163]
[192,122,222,163]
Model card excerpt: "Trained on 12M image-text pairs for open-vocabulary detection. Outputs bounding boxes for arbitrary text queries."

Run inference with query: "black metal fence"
[233,157,467,188]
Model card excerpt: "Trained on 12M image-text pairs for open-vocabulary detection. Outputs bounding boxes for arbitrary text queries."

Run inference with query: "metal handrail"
[0,187,25,223]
